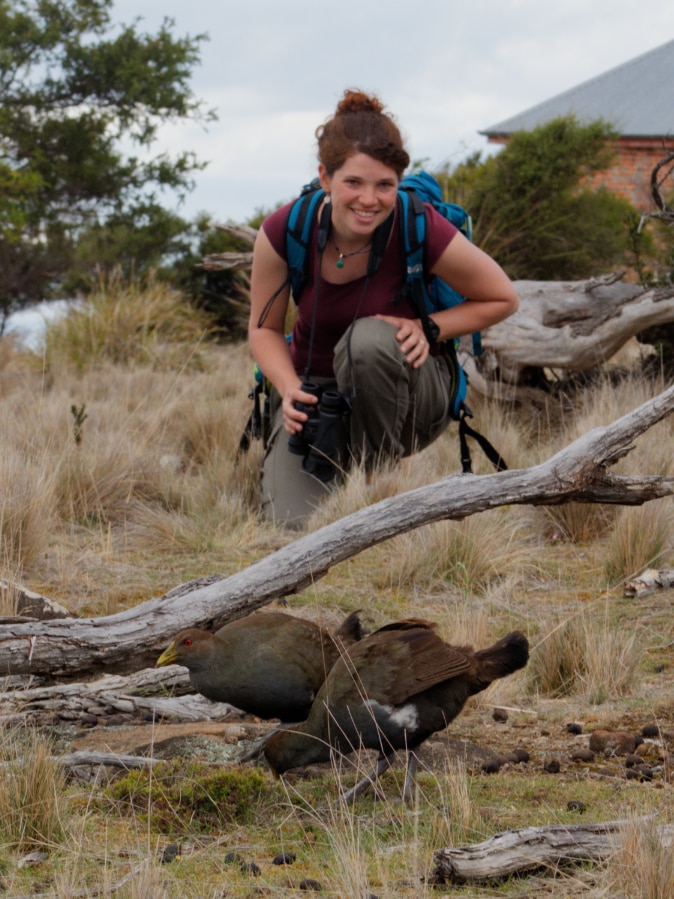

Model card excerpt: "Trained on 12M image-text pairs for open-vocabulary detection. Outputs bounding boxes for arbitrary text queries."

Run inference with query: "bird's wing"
[325,626,473,707]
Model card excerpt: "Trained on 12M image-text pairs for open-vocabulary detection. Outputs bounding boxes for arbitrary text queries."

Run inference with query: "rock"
[642,724,660,738]
[240,861,261,877]
[570,747,595,762]
[567,800,586,813]
[492,708,508,723]
[273,852,296,866]
[543,758,561,774]
[589,730,637,756]
[566,722,583,735]
[160,843,180,864]
[299,880,323,891]
[482,756,507,774]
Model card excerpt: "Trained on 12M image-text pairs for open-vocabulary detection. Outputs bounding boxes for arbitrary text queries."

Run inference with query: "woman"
[249,89,518,528]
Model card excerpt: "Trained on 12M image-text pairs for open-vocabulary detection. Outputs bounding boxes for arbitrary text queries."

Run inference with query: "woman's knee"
[334,318,402,388]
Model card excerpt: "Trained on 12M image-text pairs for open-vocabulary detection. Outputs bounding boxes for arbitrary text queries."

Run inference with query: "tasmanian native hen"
[155,609,362,722]
[263,620,529,801]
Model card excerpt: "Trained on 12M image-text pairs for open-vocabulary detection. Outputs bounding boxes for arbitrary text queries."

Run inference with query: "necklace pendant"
[336,257,344,269]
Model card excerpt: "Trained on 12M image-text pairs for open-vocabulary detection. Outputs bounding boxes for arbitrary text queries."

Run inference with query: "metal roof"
[482,39,674,139]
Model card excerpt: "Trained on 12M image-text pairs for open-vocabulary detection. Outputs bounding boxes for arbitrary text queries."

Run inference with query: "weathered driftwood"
[198,222,256,271]
[624,568,674,598]
[0,664,240,724]
[57,750,161,771]
[432,819,674,883]
[481,274,674,384]
[0,384,672,684]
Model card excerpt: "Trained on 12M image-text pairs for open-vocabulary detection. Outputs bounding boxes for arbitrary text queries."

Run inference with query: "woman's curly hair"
[316,88,410,177]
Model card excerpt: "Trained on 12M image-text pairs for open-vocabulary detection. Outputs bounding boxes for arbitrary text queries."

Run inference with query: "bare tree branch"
[0,384,671,683]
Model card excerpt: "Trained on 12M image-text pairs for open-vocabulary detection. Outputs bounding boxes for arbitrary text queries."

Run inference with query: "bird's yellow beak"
[155,641,177,667]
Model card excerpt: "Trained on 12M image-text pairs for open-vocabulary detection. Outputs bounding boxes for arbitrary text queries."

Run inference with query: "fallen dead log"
[432,819,674,884]
[57,750,161,771]
[624,568,674,598]
[0,665,239,724]
[0,384,673,681]
[482,274,674,385]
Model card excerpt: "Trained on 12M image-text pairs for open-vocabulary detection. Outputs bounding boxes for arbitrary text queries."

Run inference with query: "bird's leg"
[341,753,392,803]
[402,751,419,804]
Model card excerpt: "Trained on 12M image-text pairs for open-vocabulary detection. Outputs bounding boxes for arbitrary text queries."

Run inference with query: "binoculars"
[288,382,350,483]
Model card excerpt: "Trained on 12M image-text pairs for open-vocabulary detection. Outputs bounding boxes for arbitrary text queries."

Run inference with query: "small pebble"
[103,714,131,727]
[543,759,561,774]
[492,708,508,723]
[240,861,261,877]
[272,852,296,866]
[566,722,583,735]
[160,843,180,864]
[570,748,595,762]
[79,714,98,727]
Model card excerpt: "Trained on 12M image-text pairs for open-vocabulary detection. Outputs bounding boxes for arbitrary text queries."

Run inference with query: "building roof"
[482,39,674,140]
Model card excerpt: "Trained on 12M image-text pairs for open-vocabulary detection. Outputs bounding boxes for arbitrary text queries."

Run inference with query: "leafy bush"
[440,117,650,280]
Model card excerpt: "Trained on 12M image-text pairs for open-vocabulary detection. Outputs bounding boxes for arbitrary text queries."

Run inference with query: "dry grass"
[601,816,674,899]
[1,281,673,896]
[0,727,70,851]
[526,604,642,704]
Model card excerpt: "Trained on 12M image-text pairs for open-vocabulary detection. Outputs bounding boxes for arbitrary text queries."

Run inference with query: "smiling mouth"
[351,208,377,221]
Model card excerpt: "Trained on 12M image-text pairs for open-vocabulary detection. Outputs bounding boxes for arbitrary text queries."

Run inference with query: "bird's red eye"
[184,639,192,647]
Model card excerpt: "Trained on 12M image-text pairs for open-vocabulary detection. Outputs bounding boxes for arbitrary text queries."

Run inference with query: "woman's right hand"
[281,383,319,435]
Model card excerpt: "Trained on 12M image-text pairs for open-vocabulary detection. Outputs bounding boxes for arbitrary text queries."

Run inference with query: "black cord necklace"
[328,234,372,268]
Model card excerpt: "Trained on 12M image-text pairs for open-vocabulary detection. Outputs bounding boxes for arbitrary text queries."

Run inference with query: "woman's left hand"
[374,314,430,369]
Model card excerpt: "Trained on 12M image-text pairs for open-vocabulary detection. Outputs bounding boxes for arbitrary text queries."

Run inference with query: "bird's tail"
[473,631,529,688]
[334,609,364,646]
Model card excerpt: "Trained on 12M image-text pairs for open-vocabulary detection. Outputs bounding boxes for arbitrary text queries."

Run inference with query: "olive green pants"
[260,318,454,529]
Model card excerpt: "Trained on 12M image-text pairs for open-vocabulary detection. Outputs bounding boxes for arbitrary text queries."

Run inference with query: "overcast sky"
[110,0,674,224]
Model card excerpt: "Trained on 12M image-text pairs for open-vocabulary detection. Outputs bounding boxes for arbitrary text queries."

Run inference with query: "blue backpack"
[397,170,482,358]
[242,171,506,473]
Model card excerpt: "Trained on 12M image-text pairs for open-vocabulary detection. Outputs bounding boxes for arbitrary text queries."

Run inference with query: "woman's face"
[319,153,398,241]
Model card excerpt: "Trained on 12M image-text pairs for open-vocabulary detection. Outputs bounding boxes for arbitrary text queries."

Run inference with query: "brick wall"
[586,138,674,210]
[488,135,674,211]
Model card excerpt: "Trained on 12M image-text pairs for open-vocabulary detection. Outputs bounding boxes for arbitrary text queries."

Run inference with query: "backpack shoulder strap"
[396,190,440,346]
[285,180,326,300]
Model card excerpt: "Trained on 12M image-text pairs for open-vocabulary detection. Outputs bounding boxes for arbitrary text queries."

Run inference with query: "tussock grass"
[605,500,674,585]
[0,448,58,572]
[42,271,212,373]
[0,727,70,850]
[375,507,535,595]
[527,604,642,703]
[602,816,674,899]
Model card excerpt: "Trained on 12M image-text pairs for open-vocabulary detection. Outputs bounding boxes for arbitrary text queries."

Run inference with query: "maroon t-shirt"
[263,199,457,377]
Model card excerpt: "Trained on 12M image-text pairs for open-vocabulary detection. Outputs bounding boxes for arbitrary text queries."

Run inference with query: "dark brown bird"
[155,609,362,722]
[263,620,529,801]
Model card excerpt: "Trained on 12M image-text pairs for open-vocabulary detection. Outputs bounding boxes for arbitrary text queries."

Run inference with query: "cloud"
[109,0,674,222]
